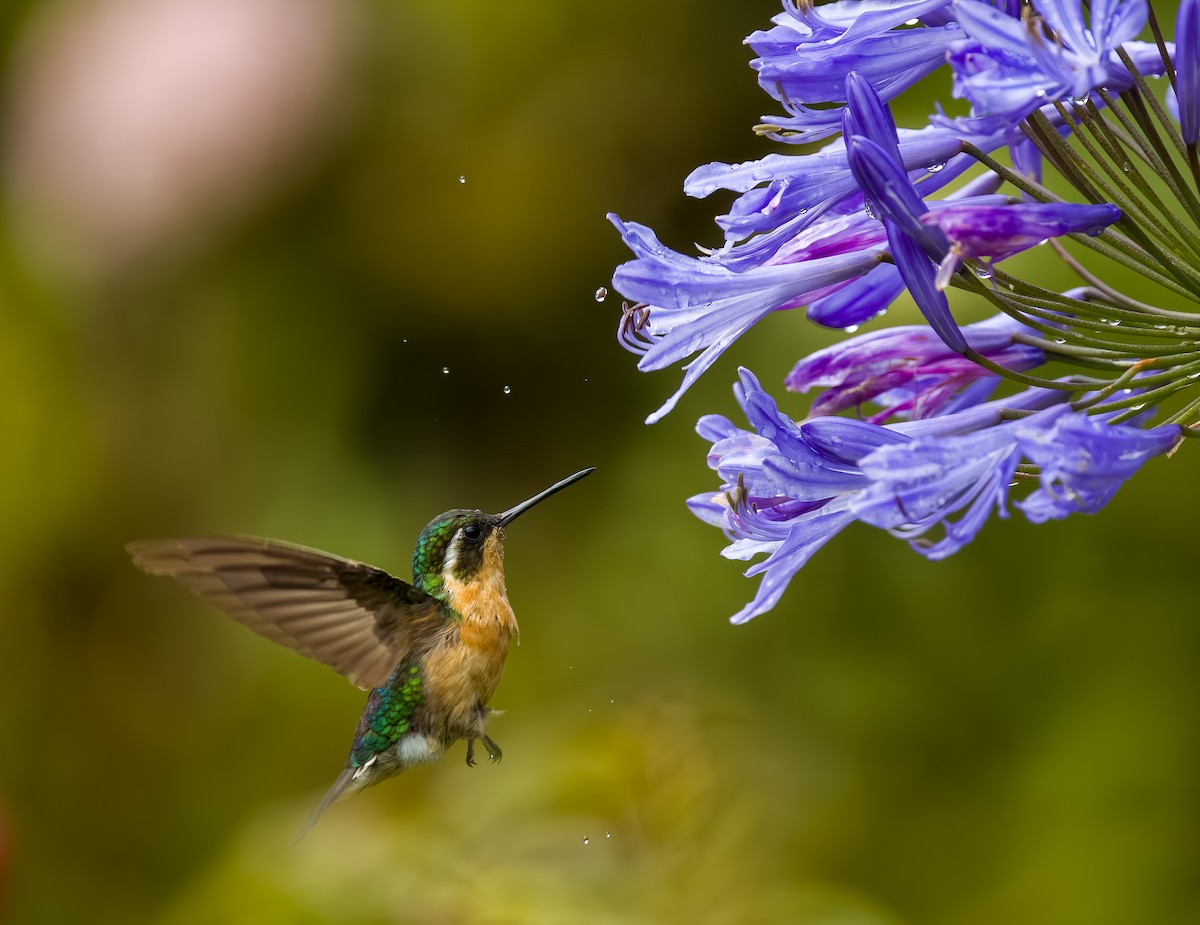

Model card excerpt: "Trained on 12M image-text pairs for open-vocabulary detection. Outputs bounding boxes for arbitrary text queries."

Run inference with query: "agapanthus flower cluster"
[609,0,1200,622]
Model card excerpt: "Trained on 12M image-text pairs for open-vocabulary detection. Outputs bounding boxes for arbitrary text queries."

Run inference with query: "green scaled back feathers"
[351,664,423,766]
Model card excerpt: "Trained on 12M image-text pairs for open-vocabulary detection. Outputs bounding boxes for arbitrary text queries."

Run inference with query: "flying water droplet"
[583,836,590,845]
[595,287,608,302]
[605,831,612,839]
[503,385,511,394]
[458,175,466,184]
[442,366,451,374]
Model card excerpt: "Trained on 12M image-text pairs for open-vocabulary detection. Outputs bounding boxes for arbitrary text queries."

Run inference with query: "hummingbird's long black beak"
[497,467,595,527]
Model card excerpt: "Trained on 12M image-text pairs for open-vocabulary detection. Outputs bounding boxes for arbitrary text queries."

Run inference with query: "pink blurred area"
[5,0,355,274]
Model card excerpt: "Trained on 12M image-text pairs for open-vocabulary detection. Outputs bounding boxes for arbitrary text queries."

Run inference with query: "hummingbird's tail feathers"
[292,766,361,844]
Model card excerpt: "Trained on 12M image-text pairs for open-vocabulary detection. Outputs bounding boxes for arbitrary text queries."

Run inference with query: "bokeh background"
[2,1,1199,923]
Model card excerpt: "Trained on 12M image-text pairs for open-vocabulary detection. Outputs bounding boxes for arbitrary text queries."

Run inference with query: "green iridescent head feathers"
[409,469,594,594]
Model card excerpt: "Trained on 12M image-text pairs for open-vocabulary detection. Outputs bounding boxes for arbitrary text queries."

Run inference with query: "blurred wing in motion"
[127,535,446,690]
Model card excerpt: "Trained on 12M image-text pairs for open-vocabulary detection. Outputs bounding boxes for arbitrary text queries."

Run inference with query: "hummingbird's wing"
[127,535,447,690]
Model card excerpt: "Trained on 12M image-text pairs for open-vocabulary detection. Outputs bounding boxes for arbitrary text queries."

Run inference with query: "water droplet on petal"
[843,324,859,334]
[595,286,608,302]
[927,162,945,173]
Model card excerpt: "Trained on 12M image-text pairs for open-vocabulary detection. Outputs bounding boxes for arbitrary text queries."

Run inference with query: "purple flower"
[1177,0,1200,144]
[949,0,1164,121]
[805,263,905,329]
[920,201,1122,287]
[610,0,1199,623]
[691,368,1086,622]
[1016,407,1181,522]
[610,215,886,423]
[685,128,965,244]
[748,0,957,144]
[786,314,1045,421]
[805,171,1007,328]
[844,131,965,353]
[920,201,1121,261]
[850,420,1024,560]
[688,369,891,623]
[693,368,1181,621]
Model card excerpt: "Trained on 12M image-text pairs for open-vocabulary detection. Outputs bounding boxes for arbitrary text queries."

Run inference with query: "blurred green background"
[2,1,1199,923]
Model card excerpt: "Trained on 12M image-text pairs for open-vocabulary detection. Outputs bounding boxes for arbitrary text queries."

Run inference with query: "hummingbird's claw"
[465,735,500,765]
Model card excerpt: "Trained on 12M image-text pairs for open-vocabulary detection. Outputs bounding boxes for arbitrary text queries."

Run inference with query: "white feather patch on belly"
[395,733,441,765]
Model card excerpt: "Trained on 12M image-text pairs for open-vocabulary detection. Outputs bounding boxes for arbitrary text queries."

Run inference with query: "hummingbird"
[127,467,594,837]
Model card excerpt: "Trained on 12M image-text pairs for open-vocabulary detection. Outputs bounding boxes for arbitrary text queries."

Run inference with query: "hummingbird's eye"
[461,523,483,543]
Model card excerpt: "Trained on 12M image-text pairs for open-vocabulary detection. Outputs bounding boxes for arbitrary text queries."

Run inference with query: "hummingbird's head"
[411,510,505,595]
[409,468,595,597]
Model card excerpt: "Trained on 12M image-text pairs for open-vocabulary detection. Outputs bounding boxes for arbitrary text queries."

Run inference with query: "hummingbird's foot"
[482,734,502,763]
[465,738,477,767]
